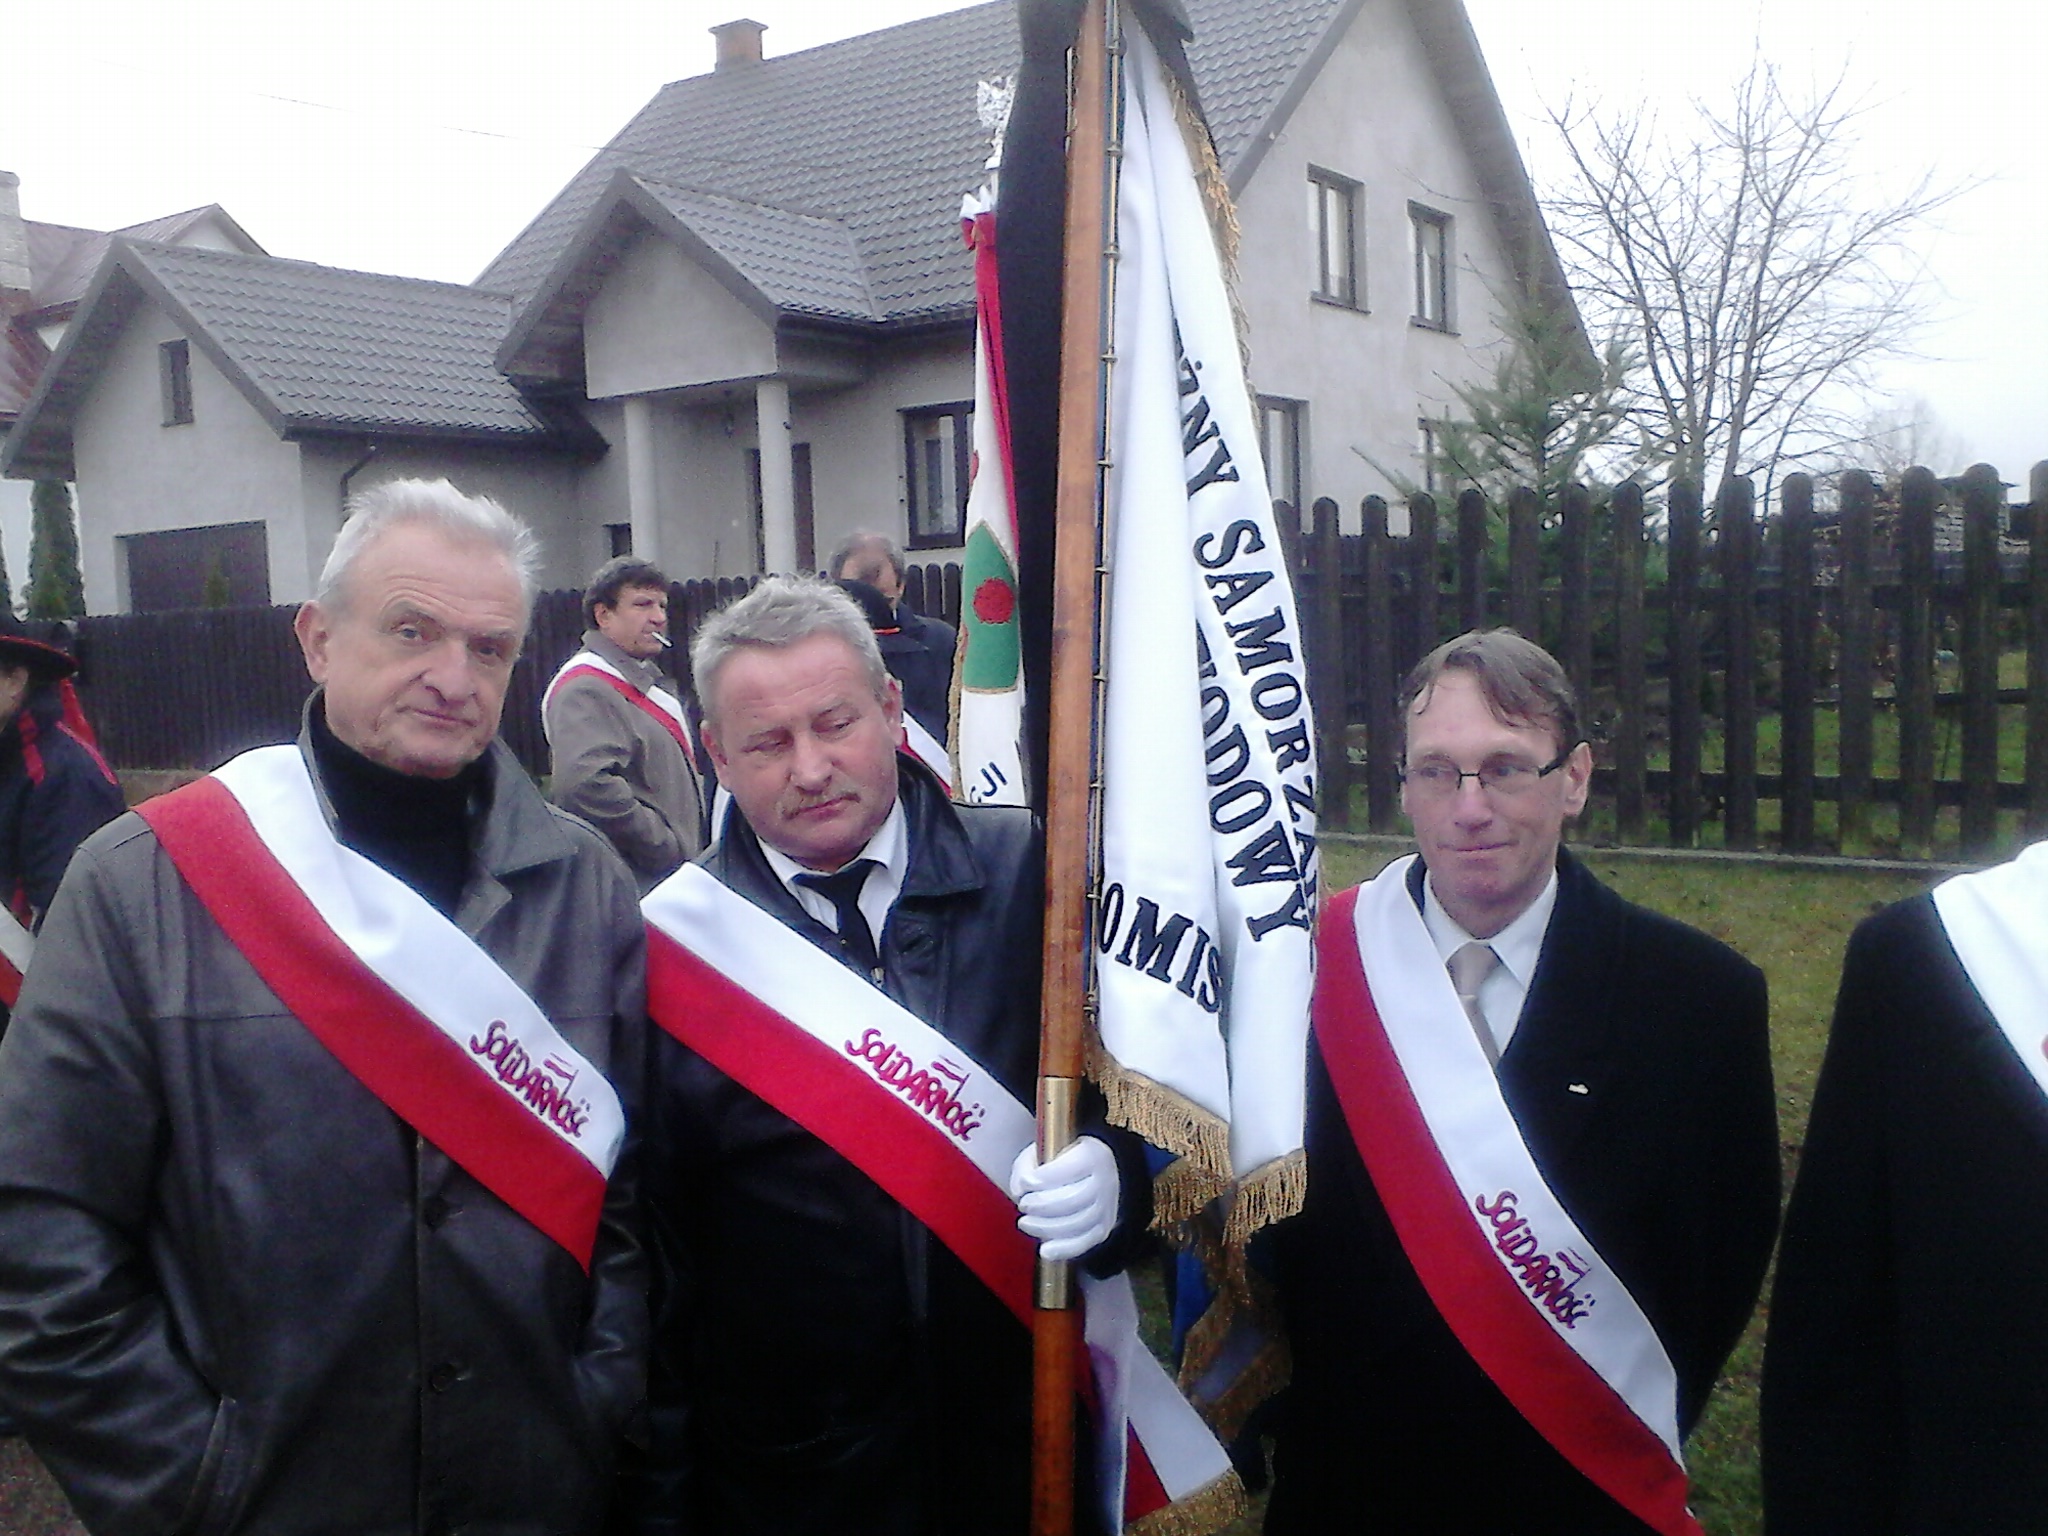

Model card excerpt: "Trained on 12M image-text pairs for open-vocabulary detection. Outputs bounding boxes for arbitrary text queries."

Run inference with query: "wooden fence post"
[1311,497,1350,833]
[1362,496,1400,833]
[1721,477,1758,851]
[1957,462,2007,860]
[1779,473,1817,852]
[1613,482,1647,842]
[1409,492,1440,661]
[1959,463,2004,857]
[1508,485,1542,641]
[2029,461,2048,836]
[1560,482,1593,710]
[1837,471,1877,855]
[1668,479,1704,847]
[1898,466,1939,858]
[1457,488,1489,633]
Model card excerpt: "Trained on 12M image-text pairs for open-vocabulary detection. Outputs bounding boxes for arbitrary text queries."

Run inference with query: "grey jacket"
[546,631,705,892]
[0,727,650,1536]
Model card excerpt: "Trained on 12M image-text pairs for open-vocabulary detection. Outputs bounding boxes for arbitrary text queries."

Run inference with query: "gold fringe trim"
[1223,1149,1307,1247]
[1125,1468,1248,1536]
[1086,1036,1232,1179]
[1151,1154,1231,1233]
[1169,1213,1295,1442]
[1157,56,1253,377]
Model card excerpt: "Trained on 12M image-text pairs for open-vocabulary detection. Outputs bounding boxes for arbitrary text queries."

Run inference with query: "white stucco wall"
[295,440,593,598]
[792,337,973,569]
[71,307,299,612]
[584,230,778,400]
[577,335,973,584]
[1233,0,1522,525]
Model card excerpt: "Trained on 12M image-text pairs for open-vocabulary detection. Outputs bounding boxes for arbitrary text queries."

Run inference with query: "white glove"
[1008,1135,1120,1263]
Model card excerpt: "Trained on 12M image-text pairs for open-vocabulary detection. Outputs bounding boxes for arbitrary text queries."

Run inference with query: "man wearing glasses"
[1267,628,1778,1535]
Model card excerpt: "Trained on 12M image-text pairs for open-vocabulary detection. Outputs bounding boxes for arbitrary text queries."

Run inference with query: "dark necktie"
[794,860,882,980]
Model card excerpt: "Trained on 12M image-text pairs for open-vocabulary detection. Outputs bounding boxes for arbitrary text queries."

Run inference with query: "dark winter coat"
[1763,890,2048,1533]
[0,725,649,1536]
[634,762,1134,1536]
[0,683,123,922]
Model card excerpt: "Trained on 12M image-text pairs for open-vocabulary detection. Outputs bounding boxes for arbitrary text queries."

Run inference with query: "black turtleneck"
[308,703,487,917]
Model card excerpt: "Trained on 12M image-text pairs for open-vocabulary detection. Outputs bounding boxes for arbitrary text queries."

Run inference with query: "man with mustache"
[630,576,1138,1535]
[545,556,707,891]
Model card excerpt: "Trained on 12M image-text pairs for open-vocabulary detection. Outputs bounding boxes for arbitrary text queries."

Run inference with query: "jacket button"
[427,1362,459,1393]
[422,1195,451,1229]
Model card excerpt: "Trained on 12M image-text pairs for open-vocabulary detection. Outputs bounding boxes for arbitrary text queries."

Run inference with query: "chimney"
[0,171,31,312]
[712,18,766,70]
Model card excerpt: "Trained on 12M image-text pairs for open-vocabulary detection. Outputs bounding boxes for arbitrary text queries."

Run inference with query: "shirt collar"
[759,796,909,906]
[1420,866,1559,990]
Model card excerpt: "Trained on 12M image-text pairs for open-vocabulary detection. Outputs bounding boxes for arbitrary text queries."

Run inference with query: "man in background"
[0,614,123,1031]
[545,556,705,888]
[1270,628,1778,1534]
[829,531,955,748]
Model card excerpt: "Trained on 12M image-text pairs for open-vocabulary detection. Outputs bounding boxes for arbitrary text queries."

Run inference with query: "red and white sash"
[1316,861,1698,1536]
[0,905,31,1007]
[138,745,625,1269]
[545,649,696,768]
[642,863,1237,1532]
[900,712,952,795]
[1933,839,2048,1095]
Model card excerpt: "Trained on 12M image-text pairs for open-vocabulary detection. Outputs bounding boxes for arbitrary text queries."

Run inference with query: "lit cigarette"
[653,632,673,648]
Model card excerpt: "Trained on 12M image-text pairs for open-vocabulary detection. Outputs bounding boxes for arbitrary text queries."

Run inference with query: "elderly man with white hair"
[0,479,648,1536]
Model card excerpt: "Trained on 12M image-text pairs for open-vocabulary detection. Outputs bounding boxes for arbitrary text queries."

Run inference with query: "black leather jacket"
[635,763,1133,1536]
[0,730,649,1536]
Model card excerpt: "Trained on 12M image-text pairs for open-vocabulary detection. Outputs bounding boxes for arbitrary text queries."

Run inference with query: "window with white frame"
[902,403,972,548]
[1258,396,1306,515]
[1410,204,1453,330]
[1308,170,1362,309]
[1418,418,1442,497]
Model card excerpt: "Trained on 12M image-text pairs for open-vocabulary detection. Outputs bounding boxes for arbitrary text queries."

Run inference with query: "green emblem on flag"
[960,522,1020,691]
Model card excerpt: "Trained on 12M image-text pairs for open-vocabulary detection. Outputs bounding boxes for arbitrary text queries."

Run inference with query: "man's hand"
[1008,1136,1120,1263]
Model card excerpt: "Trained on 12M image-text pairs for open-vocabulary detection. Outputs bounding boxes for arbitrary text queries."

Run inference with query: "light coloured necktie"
[1448,941,1503,1068]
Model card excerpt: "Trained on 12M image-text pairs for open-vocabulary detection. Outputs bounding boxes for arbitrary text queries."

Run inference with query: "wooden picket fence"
[1286,461,2048,862]
[72,563,962,780]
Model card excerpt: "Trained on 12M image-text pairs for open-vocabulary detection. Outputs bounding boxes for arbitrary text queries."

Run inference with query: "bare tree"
[1849,394,1972,481]
[1546,57,1970,493]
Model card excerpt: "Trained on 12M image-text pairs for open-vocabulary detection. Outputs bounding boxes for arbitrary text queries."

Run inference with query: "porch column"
[755,378,797,574]
[623,395,662,562]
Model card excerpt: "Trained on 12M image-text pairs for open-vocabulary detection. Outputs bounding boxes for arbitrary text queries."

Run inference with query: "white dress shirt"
[759,799,910,949]
[1420,869,1559,1060]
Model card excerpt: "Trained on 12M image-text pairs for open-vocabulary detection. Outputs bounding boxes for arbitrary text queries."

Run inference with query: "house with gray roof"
[3,240,600,609]
[3,0,1579,611]
[0,172,265,602]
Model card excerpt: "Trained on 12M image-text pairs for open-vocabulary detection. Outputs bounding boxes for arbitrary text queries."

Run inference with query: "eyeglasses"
[1399,747,1576,801]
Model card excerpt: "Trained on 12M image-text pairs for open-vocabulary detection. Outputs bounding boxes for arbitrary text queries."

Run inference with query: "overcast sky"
[6,0,2042,482]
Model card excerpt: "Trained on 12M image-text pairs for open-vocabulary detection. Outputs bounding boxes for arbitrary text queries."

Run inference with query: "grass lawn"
[1210,840,1934,1535]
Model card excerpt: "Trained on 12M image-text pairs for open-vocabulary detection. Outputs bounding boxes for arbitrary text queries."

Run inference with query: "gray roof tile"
[480,0,1347,327]
[634,177,878,321]
[129,242,570,438]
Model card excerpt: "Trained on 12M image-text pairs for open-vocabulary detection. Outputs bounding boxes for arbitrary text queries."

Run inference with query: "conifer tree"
[26,478,84,618]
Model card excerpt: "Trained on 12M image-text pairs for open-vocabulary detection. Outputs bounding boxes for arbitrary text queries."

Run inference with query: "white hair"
[316,478,541,618]
[692,576,889,724]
